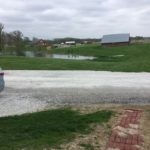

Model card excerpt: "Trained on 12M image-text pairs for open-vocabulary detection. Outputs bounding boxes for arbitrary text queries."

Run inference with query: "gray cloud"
[0,0,150,39]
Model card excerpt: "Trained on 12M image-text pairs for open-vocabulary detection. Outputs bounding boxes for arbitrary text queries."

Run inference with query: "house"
[101,33,130,46]
[65,41,76,45]
[36,40,48,46]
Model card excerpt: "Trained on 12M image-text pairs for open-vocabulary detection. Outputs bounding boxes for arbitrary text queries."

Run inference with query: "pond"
[24,51,96,60]
[2,51,125,62]
[46,54,96,60]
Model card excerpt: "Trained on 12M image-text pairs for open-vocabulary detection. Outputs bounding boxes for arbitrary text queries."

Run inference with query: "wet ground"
[0,71,150,117]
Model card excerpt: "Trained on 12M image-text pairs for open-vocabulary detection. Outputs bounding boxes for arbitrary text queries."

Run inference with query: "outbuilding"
[101,33,130,46]
[65,41,76,45]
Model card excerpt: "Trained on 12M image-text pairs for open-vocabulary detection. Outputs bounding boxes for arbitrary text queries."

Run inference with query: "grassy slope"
[0,109,113,150]
[0,43,150,71]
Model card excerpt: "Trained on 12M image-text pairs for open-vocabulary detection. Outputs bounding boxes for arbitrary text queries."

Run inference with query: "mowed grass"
[0,109,113,150]
[0,43,150,71]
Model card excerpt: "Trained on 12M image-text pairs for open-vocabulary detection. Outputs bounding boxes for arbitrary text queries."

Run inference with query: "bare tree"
[0,23,4,52]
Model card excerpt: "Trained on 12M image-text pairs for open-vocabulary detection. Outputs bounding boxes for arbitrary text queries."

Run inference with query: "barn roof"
[101,33,130,44]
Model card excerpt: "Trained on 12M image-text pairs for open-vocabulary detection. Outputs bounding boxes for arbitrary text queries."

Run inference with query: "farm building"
[101,33,130,46]
[35,39,48,46]
[65,41,76,45]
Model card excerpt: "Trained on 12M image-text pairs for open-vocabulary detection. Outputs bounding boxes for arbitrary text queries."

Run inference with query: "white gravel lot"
[0,71,150,117]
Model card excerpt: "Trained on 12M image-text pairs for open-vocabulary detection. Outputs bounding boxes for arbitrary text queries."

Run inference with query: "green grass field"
[0,109,113,150]
[1,43,150,72]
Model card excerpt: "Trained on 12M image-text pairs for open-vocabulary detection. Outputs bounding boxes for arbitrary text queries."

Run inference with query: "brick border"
[106,109,143,150]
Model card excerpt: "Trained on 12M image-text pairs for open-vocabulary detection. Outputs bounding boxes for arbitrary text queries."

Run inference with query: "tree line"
[0,23,102,55]
[0,23,27,55]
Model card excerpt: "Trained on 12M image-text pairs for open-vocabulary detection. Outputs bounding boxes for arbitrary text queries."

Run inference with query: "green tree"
[11,31,24,56]
[0,23,4,52]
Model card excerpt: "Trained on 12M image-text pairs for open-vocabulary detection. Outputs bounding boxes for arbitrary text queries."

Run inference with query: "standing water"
[24,51,96,60]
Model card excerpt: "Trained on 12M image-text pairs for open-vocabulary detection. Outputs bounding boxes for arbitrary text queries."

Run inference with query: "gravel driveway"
[0,71,150,117]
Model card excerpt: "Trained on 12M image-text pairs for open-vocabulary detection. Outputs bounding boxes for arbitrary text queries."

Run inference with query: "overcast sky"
[0,0,150,39]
